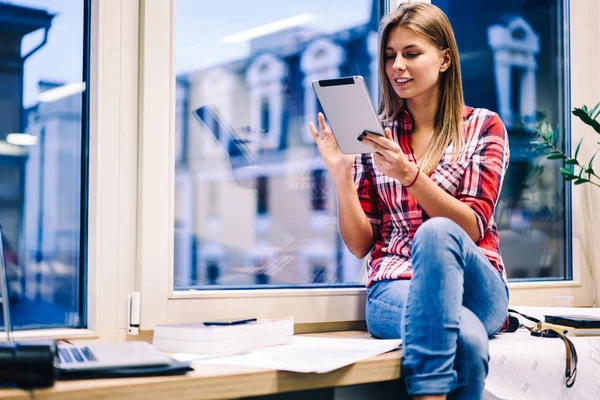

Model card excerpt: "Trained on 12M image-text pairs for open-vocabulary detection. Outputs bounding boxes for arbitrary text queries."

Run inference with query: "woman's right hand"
[309,113,356,182]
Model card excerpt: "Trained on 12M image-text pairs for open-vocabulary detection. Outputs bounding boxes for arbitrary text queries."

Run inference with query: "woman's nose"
[393,55,406,71]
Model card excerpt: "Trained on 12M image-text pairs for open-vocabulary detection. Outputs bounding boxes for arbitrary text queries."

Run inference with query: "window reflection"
[175,0,380,288]
[433,0,568,279]
[0,0,87,328]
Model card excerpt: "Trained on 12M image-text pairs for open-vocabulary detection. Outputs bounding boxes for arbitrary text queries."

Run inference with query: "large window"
[432,0,569,280]
[173,0,383,289]
[137,0,598,329]
[0,0,89,329]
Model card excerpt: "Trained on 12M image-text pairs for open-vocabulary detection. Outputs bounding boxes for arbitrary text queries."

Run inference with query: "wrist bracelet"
[404,166,420,188]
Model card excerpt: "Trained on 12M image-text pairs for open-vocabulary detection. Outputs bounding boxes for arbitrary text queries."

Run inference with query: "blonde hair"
[377,2,464,175]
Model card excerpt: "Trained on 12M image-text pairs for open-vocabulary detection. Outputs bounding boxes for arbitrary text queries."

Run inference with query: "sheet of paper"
[191,336,401,373]
[484,331,600,400]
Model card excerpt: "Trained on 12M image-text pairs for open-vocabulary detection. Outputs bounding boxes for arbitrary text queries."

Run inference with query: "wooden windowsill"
[0,331,401,400]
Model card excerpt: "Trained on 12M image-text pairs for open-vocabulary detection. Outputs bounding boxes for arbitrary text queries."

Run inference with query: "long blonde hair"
[377,2,465,175]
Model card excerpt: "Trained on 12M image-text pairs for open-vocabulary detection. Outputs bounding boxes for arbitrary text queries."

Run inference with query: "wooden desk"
[0,331,402,400]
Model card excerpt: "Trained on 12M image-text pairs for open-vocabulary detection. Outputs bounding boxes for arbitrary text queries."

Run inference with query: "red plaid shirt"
[354,106,509,287]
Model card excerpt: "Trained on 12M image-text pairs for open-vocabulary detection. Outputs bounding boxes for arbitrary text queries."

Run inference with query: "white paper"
[191,336,402,373]
[484,306,600,400]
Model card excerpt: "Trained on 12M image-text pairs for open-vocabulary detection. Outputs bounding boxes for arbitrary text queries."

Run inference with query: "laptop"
[0,225,173,372]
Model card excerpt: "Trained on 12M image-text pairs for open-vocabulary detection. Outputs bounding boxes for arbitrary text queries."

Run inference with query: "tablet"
[312,76,384,154]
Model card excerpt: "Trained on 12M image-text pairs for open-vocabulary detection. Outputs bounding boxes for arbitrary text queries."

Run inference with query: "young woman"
[309,3,510,400]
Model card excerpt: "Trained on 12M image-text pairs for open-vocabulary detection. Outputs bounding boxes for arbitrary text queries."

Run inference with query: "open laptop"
[0,225,173,372]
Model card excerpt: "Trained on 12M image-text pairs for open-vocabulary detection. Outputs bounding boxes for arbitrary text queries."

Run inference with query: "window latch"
[127,292,141,335]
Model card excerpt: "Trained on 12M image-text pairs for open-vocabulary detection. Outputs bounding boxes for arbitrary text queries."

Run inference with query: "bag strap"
[508,308,578,388]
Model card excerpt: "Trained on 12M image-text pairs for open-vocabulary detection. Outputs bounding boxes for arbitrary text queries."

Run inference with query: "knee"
[414,217,460,244]
[412,218,462,260]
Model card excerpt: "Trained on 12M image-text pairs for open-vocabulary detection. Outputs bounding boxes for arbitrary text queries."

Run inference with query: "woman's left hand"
[360,128,417,185]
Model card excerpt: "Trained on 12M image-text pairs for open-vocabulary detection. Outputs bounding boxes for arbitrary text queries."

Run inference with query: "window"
[137,0,599,329]
[0,0,89,330]
[432,0,570,280]
[172,0,383,289]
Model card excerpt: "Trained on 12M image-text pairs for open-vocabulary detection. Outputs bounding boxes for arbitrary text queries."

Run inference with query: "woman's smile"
[394,77,414,87]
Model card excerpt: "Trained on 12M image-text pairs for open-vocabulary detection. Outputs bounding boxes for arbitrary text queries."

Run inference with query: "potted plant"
[534,103,600,188]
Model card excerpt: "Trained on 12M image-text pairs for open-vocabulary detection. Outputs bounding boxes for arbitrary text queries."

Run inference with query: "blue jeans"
[366,217,509,399]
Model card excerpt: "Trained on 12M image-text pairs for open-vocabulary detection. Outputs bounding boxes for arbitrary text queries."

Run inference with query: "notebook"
[0,225,174,372]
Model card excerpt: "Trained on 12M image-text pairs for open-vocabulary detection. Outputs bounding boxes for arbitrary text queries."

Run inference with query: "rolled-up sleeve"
[457,113,510,241]
[353,154,381,226]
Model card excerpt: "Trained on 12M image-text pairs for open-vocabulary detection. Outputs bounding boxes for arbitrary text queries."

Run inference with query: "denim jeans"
[366,217,509,399]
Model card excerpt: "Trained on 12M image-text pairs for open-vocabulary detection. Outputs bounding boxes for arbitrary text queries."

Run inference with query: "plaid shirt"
[354,106,509,287]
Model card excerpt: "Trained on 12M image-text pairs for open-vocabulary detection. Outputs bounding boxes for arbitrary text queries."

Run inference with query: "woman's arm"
[399,165,481,242]
[309,113,379,258]
[333,172,379,259]
[361,115,508,243]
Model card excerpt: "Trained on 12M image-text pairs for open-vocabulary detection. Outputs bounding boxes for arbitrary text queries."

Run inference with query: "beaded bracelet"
[404,166,420,188]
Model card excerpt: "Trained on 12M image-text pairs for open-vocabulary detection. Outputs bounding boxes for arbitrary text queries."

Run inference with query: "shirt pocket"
[433,161,470,196]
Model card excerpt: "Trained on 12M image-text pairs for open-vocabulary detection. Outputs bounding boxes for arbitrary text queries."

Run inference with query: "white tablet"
[312,76,384,154]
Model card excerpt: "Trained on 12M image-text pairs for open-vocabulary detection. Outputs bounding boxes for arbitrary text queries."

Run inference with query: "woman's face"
[384,26,449,103]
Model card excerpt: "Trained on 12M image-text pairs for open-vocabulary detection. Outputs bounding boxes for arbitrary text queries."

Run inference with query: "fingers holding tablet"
[312,76,385,154]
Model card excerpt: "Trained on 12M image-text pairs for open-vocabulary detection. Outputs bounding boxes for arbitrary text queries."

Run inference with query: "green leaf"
[547,153,566,160]
[564,175,578,181]
[537,121,554,140]
[535,110,547,123]
[590,102,600,119]
[574,179,588,185]
[565,159,579,165]
[574,138,583,159]
[573,107,600,134]
[588,151,598,172]
[560,167,575,176]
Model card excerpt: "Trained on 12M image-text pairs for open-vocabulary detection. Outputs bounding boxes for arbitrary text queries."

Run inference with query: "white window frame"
[6,0,141,342]
[136,0,600,331]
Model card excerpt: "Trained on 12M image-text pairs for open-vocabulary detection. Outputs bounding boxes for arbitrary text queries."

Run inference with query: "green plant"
[534,103,600,188]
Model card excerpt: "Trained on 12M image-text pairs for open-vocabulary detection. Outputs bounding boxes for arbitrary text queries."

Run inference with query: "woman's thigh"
[365,279,411,339]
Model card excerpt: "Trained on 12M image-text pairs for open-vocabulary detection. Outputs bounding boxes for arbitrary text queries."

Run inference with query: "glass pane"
[175,0,382,288]
[0,0,88,329]
[433,0,569,280]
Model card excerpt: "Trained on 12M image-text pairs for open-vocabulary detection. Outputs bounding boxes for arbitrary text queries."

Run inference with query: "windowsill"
[0,331,401,400]
[508,280,583,289]
[2,307,597,399]
[0,329,98,343]
[170,287,365,299]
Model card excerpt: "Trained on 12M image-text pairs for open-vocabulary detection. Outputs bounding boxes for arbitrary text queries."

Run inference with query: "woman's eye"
[385,55,395,61]
[405,53,419,58]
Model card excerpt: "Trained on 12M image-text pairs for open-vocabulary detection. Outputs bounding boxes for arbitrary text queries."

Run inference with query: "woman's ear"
[440,49,451,73]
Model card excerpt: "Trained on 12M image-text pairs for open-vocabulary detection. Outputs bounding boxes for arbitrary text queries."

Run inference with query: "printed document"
[190,336,401,373]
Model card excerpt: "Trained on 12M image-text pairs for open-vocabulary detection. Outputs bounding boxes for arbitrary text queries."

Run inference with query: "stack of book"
[152,317,294,355]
